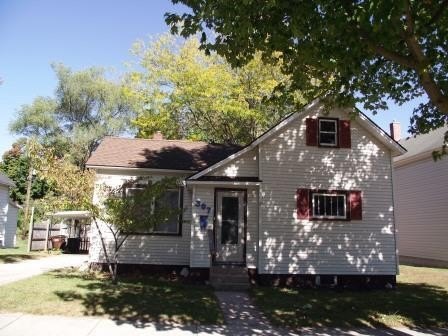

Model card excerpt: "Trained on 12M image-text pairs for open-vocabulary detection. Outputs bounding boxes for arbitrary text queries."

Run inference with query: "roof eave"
[86,165,197,174]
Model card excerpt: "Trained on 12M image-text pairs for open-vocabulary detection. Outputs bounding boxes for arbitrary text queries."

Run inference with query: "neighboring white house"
[0,172,20,248]
[86,100,406,286]
[392,124,448,267]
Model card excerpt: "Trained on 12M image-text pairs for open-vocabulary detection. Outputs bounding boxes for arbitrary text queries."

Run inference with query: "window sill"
[310,217,350,222]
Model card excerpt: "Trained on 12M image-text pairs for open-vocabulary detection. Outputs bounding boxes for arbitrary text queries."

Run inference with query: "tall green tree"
[128,35,303,144]
[166,0,448,135]
[10,63,136,168]
[0,141,50,204]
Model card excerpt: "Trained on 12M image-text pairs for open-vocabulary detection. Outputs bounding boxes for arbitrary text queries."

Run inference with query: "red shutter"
[349,190,362,220]
[296,189,310,219]
[339,120,351,148]
[306,118,318,146]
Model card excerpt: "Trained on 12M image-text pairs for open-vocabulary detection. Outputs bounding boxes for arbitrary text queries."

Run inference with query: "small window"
[319,119,338,146]
[124,186,182,235]
[312,192,346,219]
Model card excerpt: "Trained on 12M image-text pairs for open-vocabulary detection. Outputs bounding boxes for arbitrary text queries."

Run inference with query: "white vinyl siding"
[207,149,258,177]
[0,186,8,247]
[89,169,191,265]
[394,156,448,264]
[0,186,18,248]
[259,106,397,275]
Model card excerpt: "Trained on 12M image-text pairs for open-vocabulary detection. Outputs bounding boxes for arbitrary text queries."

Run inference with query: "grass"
[251,265,448,329]
[0,268,223,325]
[0,238,50,264]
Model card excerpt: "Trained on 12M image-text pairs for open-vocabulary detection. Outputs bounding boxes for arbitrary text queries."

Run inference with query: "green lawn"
[0,238,49,264]
[251,265,448,328]
[0,268,223,325]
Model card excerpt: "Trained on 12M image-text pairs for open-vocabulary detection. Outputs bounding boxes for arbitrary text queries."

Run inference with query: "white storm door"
[215,190,245,263]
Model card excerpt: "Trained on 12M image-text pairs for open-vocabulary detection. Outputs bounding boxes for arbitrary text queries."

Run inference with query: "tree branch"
[428,0,448,25]
[363,40,417,69]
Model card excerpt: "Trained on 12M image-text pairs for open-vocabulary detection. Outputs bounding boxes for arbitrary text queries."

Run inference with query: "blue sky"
[0,0,420,155]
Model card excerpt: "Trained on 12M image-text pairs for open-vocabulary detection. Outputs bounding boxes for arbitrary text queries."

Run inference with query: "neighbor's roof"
[86,137,242,171]
[0,172,15,188]
[395,125,448,164]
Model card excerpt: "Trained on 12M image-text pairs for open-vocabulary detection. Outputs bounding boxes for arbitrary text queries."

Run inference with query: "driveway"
[0,254,88,286]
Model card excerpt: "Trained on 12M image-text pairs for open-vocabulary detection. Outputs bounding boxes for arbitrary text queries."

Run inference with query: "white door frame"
[214,189,246,265]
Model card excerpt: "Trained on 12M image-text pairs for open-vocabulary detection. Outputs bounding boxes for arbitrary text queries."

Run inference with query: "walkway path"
[214,290,296,335]
[0,254,88,286]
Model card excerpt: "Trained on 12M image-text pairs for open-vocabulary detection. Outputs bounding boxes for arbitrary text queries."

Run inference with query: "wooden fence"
[29,220,59,251]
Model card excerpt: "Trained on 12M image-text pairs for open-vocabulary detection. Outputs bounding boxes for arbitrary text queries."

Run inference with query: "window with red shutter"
[349,190,362,220]
[296,189,310,219]
[306,118,318,146]
[339,120,351,148]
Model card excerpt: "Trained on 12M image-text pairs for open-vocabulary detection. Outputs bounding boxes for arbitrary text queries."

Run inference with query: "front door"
[215,190,246,264]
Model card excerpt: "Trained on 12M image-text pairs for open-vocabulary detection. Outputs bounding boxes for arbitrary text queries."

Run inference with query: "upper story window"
[305,117,351,148]
[318,118,338,147]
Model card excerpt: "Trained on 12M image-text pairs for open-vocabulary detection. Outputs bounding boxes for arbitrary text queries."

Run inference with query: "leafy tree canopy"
[166,0,448,135]
[0,140,50,204]
[128,35,304,144]
[10,63,136,167]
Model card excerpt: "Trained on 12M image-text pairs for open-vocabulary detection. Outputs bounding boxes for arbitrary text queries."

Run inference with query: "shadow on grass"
[251,282,448,330]
[0,254,42,264]
[52,270,223,329]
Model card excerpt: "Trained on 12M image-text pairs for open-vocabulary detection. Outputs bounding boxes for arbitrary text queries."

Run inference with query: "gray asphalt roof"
[396,125,448,162]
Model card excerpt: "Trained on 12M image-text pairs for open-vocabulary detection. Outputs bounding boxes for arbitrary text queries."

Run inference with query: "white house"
[86,100,406,287]
[0,172,20,248]
[392,124,448,267]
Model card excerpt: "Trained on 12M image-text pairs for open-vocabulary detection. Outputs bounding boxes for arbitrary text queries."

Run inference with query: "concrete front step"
[210,265,249,291]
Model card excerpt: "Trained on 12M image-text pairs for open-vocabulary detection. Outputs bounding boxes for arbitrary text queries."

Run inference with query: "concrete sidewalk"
[0,313,446,336]
[0,254,88,286]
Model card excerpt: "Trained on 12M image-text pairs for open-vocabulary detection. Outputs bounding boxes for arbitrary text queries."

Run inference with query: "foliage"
[90,177,181,283]
[10,63,136,168]
[166,1,448,137]
[128,35,304,144]
[0,141,50,204]
[36,153,95,214]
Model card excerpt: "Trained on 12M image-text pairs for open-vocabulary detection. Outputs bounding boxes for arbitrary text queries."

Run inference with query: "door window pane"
[221,196,239,244]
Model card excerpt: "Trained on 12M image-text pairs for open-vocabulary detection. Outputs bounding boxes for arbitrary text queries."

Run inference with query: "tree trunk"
[92,217,115,280]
